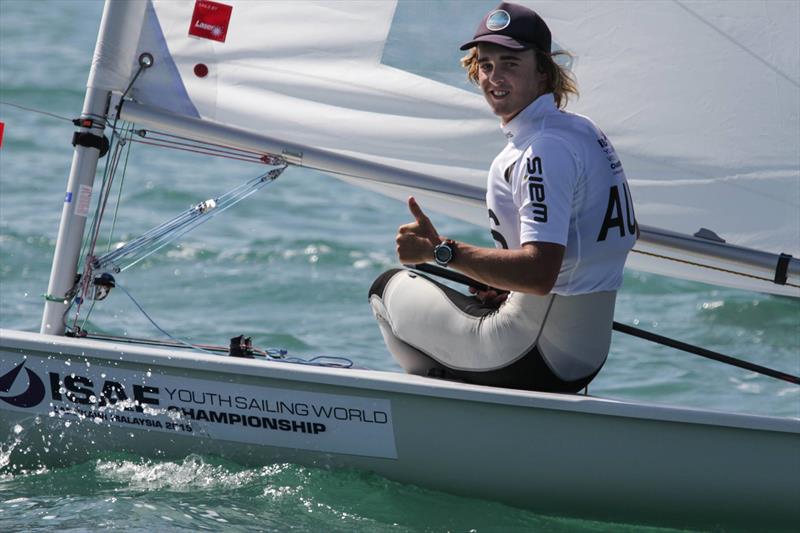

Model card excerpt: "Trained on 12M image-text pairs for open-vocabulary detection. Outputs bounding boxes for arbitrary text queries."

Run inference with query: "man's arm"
[447,240,563,295]
[396,197,564,296]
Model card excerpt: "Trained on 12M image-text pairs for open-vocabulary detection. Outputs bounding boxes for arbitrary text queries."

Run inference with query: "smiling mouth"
[490,90,509,98]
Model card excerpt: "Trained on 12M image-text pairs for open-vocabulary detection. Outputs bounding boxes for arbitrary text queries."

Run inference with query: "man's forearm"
[447,241,564,295]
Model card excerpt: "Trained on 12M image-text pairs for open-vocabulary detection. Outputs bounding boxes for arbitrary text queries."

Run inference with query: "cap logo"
[486,9,511,31]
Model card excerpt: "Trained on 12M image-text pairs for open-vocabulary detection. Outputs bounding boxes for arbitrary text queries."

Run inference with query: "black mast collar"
[72,131,110,158]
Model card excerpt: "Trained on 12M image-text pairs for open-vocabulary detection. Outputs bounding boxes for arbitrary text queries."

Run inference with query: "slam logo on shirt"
[526,156,547,222]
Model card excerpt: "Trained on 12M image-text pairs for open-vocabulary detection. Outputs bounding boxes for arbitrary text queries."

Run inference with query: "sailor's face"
[477,43,547,124]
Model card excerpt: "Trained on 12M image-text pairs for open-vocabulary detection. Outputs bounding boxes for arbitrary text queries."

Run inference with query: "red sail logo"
[188,0,233,43]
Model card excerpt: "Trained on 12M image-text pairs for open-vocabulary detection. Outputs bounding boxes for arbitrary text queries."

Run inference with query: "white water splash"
[0,426,25,471]
[94,455,288,492]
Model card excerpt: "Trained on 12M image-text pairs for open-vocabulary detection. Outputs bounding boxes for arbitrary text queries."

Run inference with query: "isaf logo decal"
[0,361,46,408]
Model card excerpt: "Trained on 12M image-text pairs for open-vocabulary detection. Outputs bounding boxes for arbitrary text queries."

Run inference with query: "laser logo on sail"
[0,361,46,408]
[194,21,223,37]
[189,0,233,43]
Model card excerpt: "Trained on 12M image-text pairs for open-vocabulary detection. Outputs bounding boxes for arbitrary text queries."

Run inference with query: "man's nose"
[489,68,504,84]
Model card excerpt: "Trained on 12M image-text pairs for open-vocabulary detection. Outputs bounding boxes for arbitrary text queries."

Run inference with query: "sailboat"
[1,0,798,529]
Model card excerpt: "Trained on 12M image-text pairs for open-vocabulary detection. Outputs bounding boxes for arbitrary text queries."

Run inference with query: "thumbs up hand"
[396,197,442,264]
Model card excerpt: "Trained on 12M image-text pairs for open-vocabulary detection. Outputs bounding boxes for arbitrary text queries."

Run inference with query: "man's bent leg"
[368,269,604,392]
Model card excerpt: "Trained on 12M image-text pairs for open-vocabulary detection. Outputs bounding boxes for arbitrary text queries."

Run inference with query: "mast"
[40,0,147,335]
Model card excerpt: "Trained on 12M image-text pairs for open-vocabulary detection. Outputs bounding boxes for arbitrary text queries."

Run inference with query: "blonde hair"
[460,47,579,109]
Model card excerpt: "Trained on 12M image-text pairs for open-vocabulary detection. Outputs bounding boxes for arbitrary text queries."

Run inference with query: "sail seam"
[674,0,800,88]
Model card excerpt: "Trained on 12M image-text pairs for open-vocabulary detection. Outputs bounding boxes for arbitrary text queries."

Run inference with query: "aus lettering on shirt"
[597,182,637,242]
[595,133,637,241]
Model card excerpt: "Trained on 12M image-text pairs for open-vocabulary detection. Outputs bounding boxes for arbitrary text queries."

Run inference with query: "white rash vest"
[487,93,637,295]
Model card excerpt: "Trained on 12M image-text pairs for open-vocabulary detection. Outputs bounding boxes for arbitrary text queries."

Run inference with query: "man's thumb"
[408,196,427,223]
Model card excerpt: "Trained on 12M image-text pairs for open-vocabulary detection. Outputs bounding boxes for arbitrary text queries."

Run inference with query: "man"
[369,2,637,392]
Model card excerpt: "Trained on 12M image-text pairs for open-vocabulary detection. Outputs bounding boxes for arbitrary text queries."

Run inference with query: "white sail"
[105,0,798,295]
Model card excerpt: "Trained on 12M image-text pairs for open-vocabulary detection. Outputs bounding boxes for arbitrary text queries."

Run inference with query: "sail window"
[194,63,209,78]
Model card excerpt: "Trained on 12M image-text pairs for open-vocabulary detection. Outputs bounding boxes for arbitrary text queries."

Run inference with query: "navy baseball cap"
[459,2,552,52]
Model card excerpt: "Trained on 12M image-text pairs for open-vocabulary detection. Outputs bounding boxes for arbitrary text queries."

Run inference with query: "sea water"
[1,1,798,531]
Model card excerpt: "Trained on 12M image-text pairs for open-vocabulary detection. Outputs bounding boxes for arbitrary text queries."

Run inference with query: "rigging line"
[72,126,134,330]
[79,332,348,366]
[137,128,269,157]
[94,167,285,273]
[70,59,149,321]
[79,133,114,261]
[61,295,77,332]
[91,128,128,246]
[112,183,264,272]
[0,100,73,123]
[119,59,149,103]
[80,120,129,261]
[72,138,123,328]
[71,282,350,366]
[612,322,799,386]
[128,138,267,164]
[132,134,268,160]
[83,128,128,267]
[79,299,97,333]
[673,0,799,89]
[302,163,485,204]
[85,332,265,355]
[106,123,134,253]
[79,332,230,353]
[631,249,800,289]
[82,55,150,254]
[113,281,217,356]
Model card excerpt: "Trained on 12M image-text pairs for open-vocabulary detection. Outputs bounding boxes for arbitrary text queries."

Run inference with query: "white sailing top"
[486,93,637,295]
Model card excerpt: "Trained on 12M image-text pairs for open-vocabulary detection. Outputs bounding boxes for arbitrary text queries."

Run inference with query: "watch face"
[434,243,453,265]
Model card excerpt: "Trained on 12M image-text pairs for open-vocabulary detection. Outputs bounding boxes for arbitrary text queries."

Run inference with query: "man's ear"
[535,51,549,77]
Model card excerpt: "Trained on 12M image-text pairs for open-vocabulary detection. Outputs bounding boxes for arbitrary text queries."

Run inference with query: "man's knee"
[368,268,405,299]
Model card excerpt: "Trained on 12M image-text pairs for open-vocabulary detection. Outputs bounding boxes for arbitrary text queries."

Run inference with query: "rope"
[135,129,268,157]
[631,249,800,289]
[106,127,134,253]
[613,321,800,385]
[133,129,270,161]
[129,137,268,164]
[113,282,217,355]
[99,127,275,165]
[0,100,73,123]
[71,123,134,331]
[92,163,286,273]
[93,282,354,368]
[75,53,151,269]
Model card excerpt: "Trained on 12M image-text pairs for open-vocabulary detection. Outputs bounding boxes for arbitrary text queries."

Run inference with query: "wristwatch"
[433,239,456,267]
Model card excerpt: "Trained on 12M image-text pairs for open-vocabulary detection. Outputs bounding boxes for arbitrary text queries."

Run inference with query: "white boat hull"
[1,328,797,529]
